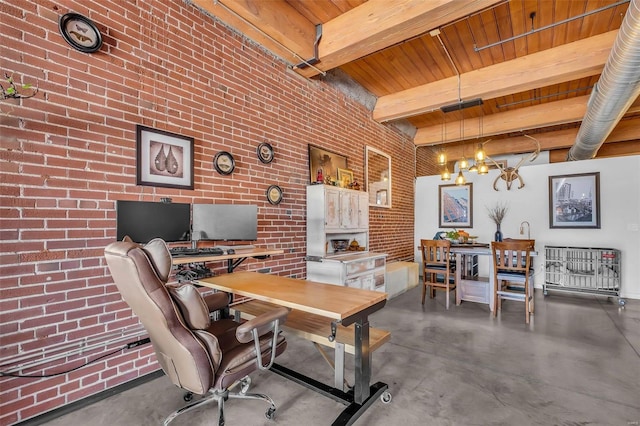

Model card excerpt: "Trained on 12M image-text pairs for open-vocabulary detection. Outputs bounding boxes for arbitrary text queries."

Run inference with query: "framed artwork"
[549,172,600,228]
[136,125,194,190]
[439,183,473,228]
[487,159,507,170]
[337,168,354,188]
[308,145,347,184]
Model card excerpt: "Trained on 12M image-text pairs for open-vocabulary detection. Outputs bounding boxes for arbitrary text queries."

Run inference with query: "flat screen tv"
[192,204,258,241]
[116,200,191,243]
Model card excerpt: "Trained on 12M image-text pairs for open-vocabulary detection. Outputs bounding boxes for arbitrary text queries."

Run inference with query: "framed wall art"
[439,183,473,228]
[549,172,600,228]
[337,168,354,188]
[308,145,347,184]
[136,125,194,190]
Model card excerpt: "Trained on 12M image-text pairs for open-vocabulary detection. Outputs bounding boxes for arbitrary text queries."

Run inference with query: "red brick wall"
[0,0,415,423]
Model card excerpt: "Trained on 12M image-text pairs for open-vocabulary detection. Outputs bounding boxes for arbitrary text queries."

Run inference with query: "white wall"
[415,155,640,300]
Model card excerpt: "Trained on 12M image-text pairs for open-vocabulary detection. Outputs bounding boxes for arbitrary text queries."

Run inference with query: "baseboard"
[17,370,165,426]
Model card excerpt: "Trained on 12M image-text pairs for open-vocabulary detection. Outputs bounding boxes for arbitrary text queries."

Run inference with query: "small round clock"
[257,142,274,164]
[266,185,283,205]
[59,13,103,53]
[213,151,235,175]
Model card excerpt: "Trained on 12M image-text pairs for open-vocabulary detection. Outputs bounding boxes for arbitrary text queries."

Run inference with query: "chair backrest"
[420,239,452,268]
[492,240,533,274]
[104,239,215,395]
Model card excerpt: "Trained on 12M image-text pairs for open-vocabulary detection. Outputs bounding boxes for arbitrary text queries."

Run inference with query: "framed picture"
[136,125,194,190]
[549,172,600,228]
[337,168,354,188]
[439,183,473,228]
[308,145,347,184]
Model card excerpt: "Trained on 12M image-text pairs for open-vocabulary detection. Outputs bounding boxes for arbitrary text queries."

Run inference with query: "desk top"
[171,247,283,265]
[197,271,387,320]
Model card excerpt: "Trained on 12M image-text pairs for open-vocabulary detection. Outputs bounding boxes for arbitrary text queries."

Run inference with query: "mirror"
[365,146,391,208]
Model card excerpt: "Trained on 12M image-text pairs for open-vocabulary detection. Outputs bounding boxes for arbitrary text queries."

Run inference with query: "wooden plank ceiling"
[189,0,640,163]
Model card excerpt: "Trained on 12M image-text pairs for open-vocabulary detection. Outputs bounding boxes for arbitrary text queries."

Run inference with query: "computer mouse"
[226,248,235,255]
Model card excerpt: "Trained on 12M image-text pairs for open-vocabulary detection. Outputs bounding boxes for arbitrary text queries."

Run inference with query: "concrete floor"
[43,286,639,426]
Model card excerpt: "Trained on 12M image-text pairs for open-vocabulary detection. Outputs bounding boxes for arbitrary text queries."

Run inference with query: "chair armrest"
[203,292,229,313]
[236,307,289,344]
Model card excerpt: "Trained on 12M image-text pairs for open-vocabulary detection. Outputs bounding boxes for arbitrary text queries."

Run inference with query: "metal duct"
[567,0,640,161]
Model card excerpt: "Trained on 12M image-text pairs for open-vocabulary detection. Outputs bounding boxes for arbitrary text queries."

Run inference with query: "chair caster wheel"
[265,407,276,420]
[183,392,193,402]
[380,390,392,404]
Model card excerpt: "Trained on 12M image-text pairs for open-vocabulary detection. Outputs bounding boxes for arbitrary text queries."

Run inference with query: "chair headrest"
[105,238,172,283]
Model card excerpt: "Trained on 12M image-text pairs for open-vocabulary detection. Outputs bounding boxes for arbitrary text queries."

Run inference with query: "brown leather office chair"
[420,239,457,309]
[104,238,289,425]
[491,240,535,324]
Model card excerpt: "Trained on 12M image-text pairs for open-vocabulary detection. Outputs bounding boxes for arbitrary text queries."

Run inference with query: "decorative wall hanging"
[257,142,274,164]
[439,183,473,228]
[266,185,283,205]
[136,125,194,190]
[549,172,600,229]
[59,13,103,53]
[213,151,235,175]
[308,145,347,184]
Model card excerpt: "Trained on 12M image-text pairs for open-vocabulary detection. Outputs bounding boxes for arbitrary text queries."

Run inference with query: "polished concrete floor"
[43,285,639,426]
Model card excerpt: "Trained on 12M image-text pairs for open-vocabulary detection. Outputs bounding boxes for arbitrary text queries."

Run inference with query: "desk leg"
[334,342,345,390]
[353,318,371,404]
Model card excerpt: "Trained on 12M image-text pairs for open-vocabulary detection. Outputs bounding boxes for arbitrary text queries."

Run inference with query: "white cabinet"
[306,184,386,292]
[307,252,386,291]
[307,185,369,257]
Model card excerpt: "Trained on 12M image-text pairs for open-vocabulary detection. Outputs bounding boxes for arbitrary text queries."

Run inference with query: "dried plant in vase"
[487,202,508,241]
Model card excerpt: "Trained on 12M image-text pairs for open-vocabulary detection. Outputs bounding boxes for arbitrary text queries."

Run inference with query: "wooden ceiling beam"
[296,0,500,78]
[438,116,640,159]
[374,31,618,122]
[190,0,317,64]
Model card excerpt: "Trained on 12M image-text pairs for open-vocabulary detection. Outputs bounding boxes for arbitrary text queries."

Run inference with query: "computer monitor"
[192,204,258,241]
[116,200,191,243]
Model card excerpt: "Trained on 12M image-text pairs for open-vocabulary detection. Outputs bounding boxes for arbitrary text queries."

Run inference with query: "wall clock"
[59,13,103,53]
[257,142,274,164]
[213,151,235,175]
[266,185,283,205]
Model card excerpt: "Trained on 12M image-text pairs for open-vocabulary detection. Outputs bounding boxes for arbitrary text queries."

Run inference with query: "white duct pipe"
[567,0,640,160]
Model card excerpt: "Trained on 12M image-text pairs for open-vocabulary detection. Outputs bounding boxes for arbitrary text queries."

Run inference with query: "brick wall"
[0,0,415,423]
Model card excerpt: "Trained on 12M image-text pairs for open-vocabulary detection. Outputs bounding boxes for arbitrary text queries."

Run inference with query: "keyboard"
[170,247,224,257]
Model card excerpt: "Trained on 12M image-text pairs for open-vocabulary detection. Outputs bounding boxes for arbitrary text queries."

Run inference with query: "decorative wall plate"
[257,142,274,164]
[213,151,235,175]
[59,13,103,53]
[266,185,283,205]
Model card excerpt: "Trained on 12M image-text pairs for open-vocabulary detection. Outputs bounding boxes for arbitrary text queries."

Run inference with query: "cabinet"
[306,184,386,292]
[307,185,369,257]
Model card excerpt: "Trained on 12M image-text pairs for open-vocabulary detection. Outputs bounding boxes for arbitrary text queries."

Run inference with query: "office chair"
[104,238,289,425]
[420,239,457,309]
[491,239,535,324]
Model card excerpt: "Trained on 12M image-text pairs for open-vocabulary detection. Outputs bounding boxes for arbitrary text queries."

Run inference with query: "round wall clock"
[213,151,235,175]
[266,185,283,205]
[257,142,274,164]
[59,13,103,53]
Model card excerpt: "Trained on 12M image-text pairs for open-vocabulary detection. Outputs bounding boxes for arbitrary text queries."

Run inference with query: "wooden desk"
[197,271,390,425]
[171,247,283,273]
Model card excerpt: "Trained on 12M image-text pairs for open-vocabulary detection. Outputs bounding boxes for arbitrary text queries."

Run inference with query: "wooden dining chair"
[420,239,457,309]
[491,240,535,324]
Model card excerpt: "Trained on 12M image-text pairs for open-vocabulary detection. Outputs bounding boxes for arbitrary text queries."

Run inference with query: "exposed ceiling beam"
[296,0,500,78]
[374,30,618,122]
[438,116,640,159]
[414,95,640,145]
[189,0,317,64]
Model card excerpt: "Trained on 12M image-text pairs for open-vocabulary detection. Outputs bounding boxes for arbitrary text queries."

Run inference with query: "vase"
[494,224,503,242]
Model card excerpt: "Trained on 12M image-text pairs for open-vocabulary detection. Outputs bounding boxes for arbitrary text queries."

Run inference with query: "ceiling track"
[473,0,630,52]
